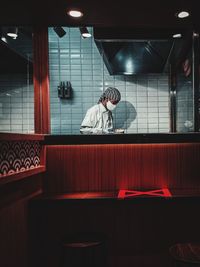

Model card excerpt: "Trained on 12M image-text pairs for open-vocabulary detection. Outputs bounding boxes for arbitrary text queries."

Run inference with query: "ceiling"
[0,0,199,75]
[0,0,199,30]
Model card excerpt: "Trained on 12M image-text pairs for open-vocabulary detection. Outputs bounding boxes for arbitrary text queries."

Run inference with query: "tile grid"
[48,27,171,134]
[0,74,34,133]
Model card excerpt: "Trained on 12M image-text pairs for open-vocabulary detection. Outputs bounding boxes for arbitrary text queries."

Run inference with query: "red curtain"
[33,27,50,134]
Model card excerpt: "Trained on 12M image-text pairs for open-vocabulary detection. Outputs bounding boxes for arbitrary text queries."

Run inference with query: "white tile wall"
[0,28,192,135]
[0,74,34,133]
[49,27,170,134]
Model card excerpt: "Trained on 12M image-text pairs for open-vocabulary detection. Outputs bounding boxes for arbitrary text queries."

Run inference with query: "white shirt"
[80,103,113,134]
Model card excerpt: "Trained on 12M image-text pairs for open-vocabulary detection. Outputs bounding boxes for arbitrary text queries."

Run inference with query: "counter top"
[43,133,200,145]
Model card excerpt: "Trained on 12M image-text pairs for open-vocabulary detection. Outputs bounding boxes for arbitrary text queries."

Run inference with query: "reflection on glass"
[0,26,34,133]
[176,54,194,132]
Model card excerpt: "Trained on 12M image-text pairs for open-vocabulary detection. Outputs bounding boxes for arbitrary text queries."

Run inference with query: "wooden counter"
[43,133,200,145]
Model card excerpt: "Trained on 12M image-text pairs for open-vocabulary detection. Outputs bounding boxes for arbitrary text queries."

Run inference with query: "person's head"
[98,87,121,111]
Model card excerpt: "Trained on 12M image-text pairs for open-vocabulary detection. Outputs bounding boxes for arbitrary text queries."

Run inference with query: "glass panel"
[176,52,194,132]
[48,27,170,135]
[0,26,34,133]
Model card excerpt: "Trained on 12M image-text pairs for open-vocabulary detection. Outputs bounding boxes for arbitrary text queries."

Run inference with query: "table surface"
[34,188,200,200]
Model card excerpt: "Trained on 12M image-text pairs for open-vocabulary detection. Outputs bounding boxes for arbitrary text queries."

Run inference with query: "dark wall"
[29,197,200,267]
[0,42,32,74]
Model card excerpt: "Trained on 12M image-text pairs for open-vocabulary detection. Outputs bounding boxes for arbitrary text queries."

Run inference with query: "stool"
[61,232,107,267]
[169,243,200,267]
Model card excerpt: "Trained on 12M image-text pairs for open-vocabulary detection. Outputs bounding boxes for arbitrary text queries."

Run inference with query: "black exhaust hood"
[94,28,187,75]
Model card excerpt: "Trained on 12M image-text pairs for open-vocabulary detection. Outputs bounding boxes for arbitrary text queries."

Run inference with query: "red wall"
[45,143,200,193]
[0,173,43,267]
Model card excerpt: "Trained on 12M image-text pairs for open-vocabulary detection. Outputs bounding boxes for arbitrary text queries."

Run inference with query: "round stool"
[61,232,107,267]
[169,243,200,267]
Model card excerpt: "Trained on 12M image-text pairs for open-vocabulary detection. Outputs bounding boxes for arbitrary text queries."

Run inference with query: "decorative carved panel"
[0,141,41,176]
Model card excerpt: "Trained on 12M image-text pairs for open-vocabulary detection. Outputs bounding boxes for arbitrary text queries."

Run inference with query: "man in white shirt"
[80,87,121,134]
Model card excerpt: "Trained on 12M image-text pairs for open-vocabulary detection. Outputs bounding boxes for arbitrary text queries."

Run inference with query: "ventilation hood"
[94,28,187,75]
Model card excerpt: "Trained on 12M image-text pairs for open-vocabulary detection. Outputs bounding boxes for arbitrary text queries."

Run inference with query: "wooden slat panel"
[45,143,200,193]
[0,200,29,267]
[33,27,50,134]
[0,173,43,267]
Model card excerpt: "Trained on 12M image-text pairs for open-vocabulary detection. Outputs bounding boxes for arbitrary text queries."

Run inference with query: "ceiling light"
[7,27,18,39]
[193,32,199,37]
[173,33,182,38]
[176,11,190,18]
[79,27,91,38]
[53,27,66,38]
[67,10,83,18]
[123,72,133,75]
[1,36,7,43]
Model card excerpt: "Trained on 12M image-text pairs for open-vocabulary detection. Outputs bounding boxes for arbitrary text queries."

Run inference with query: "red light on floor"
[118,188,172,199]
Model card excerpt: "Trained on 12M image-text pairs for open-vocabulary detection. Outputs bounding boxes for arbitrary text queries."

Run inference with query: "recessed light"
[7,33,17,38]
[79,27,91,38]
[67,10,83,18]
[173,33,182,38]
[193,32,199,37]
[1,36,7,43]
[7,27,18,39]
[176,11,190,18]
[82,32,91,38]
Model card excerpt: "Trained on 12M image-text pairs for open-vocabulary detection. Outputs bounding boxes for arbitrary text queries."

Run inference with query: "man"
[80,87,121,134]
